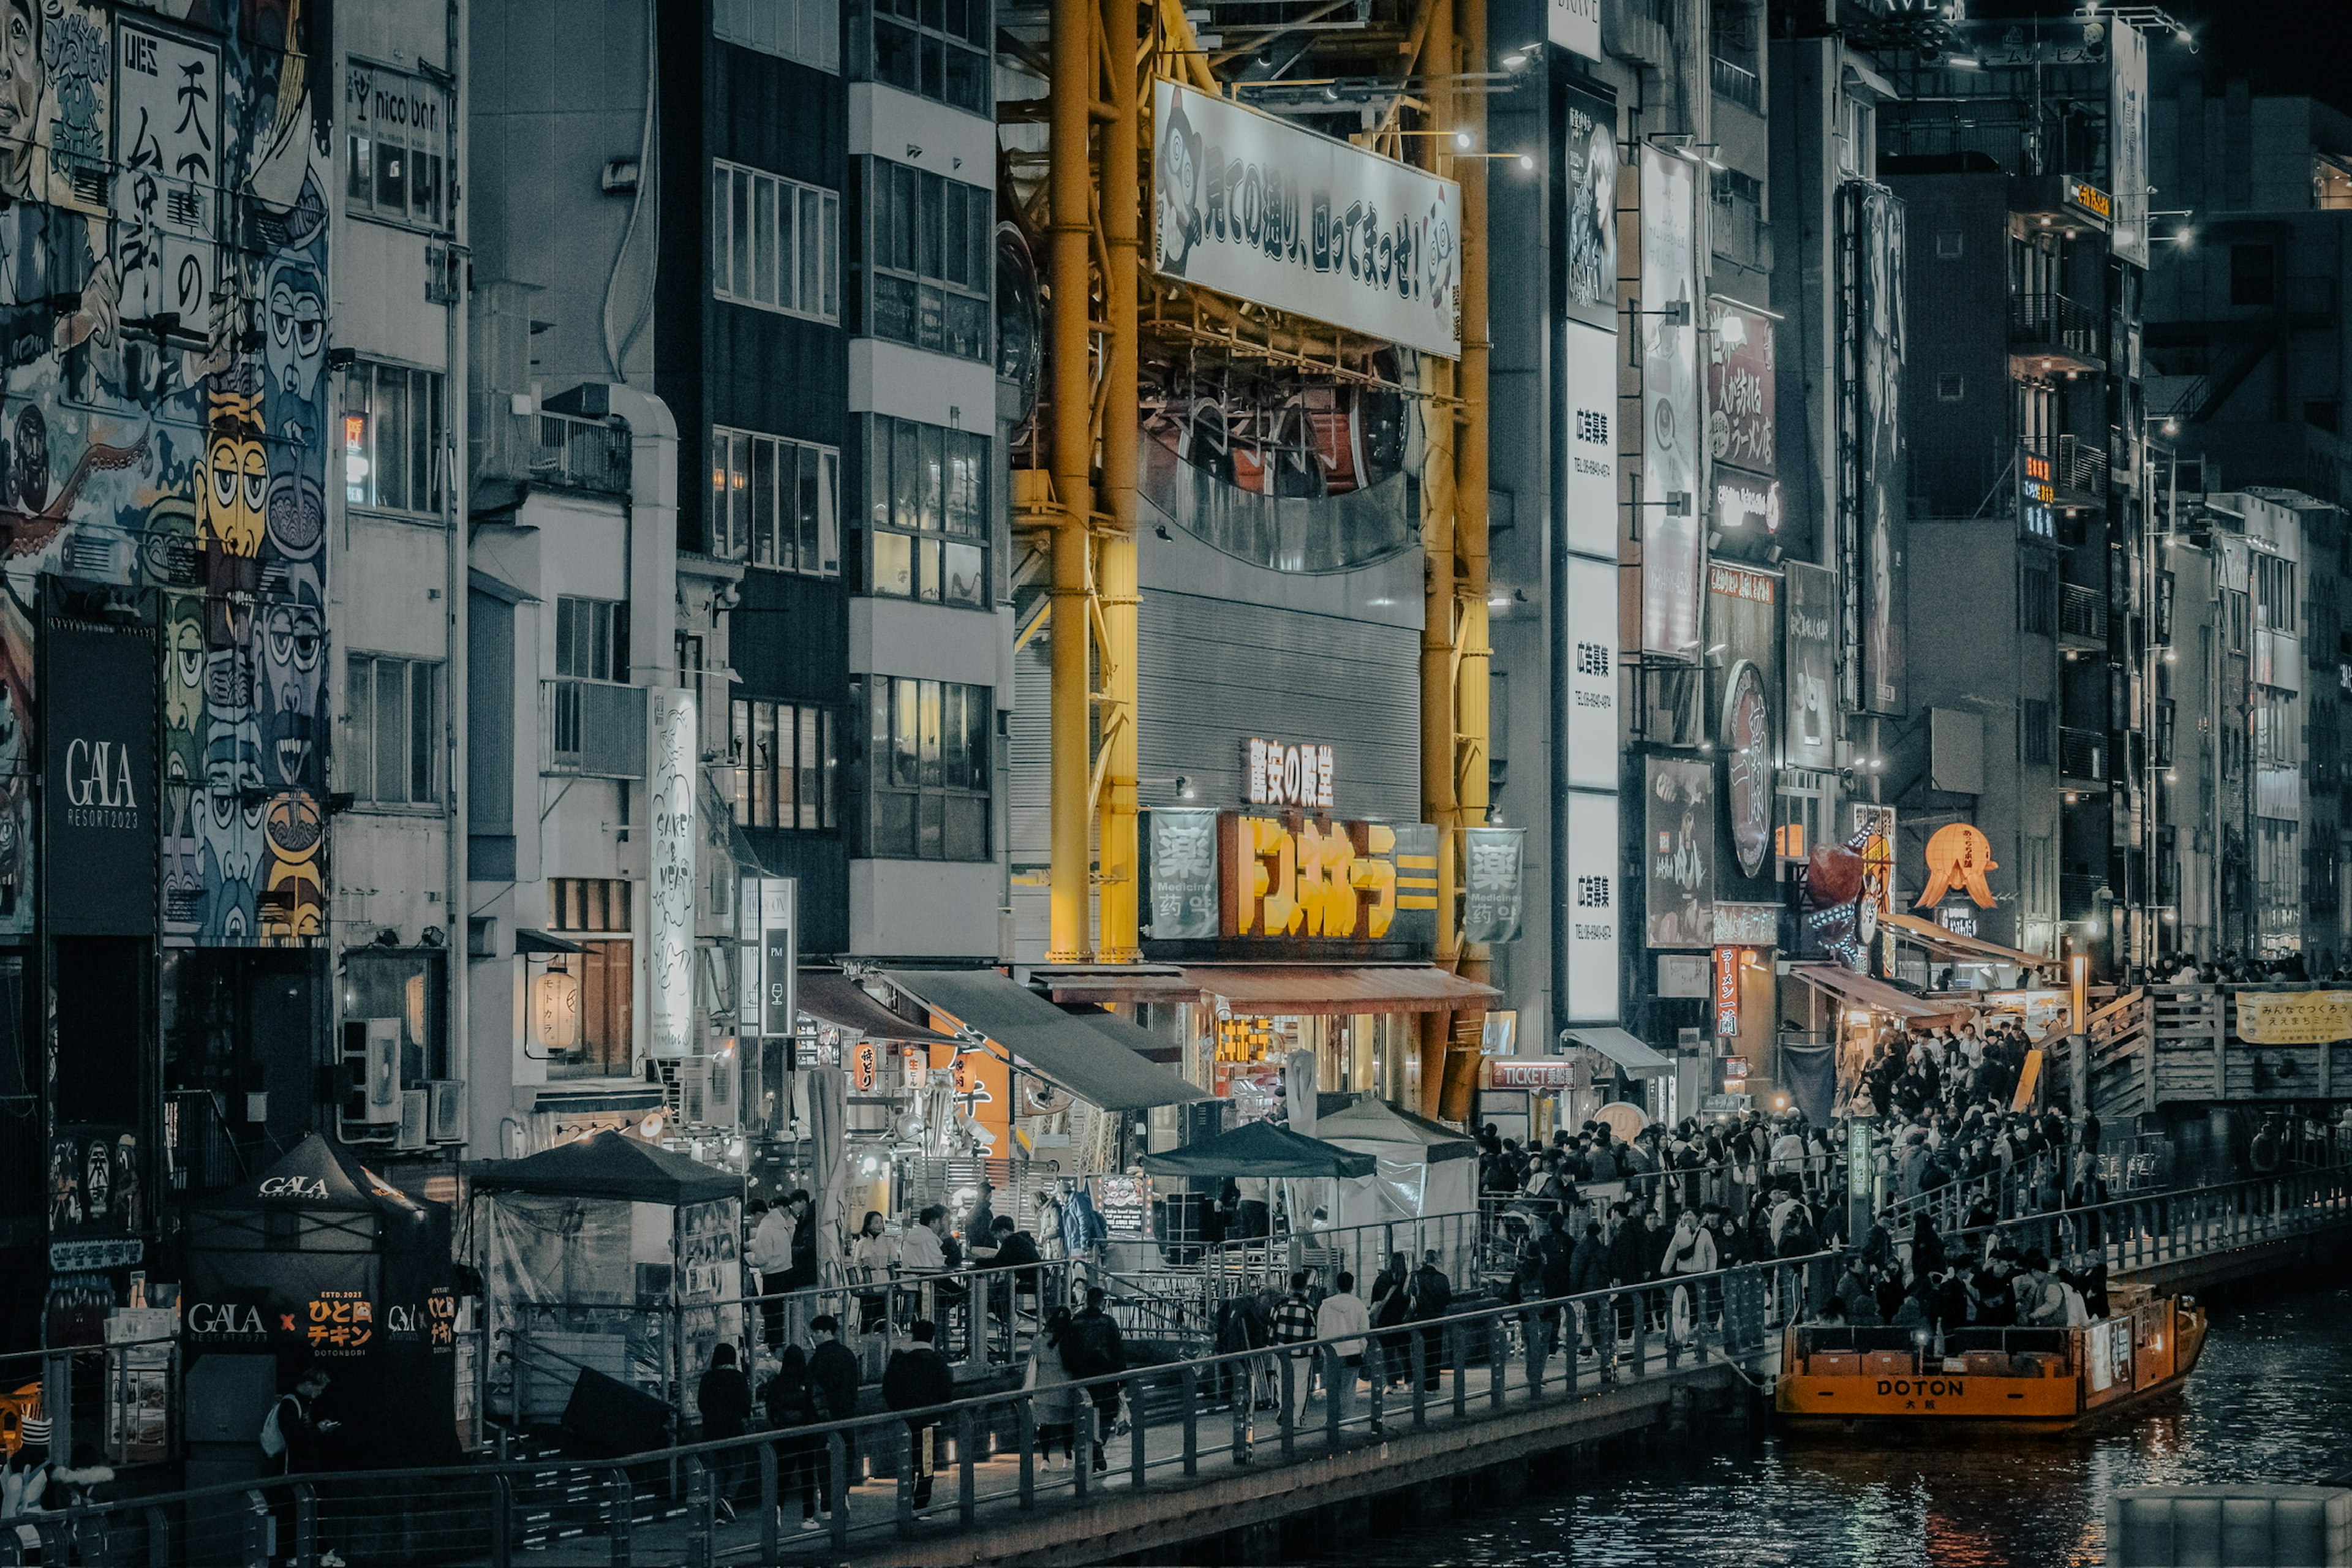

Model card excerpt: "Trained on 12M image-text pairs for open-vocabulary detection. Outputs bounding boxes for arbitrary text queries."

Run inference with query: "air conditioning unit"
[360,1019,401,1123]
[396,1090,429,1152]
[428,1081,465,1144]
[677,1055,739,1129]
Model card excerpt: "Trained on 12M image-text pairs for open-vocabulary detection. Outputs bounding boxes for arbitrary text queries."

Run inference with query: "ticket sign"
[1491,1060,1583,1090]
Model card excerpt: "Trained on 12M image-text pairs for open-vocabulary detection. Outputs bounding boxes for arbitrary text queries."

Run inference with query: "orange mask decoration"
[1916,823,1998,910]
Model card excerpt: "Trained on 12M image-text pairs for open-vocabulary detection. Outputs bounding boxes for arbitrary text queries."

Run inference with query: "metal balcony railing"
[2010,290,2105,361]
[1711,55,1762,112]
[541,679,648,778]
[2060,725,2106,782]
[482,409,633,495]
[2060,581,2108,643]
[2056,432,2109,493]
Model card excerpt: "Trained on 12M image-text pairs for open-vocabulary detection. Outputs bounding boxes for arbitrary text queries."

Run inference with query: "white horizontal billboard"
[1153,79,1462,358]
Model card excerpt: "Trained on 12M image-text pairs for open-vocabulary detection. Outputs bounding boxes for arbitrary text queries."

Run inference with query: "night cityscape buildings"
[0,1,2347,1561]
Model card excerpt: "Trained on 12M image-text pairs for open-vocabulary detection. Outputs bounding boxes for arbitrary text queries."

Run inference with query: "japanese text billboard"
[1153,80,1461,356]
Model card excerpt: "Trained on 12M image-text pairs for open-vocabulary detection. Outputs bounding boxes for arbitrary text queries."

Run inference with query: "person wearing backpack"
[1061,1287,1128,1471]
[260,1367,336,1476]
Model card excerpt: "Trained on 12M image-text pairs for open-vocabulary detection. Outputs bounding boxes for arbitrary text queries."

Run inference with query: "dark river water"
[1285,1268,2352,1568]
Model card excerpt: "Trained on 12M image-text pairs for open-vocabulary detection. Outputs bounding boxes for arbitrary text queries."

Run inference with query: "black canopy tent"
[469,1132,744,1433]
[1140,1120,1376,1179]
[182,1134,459,1466]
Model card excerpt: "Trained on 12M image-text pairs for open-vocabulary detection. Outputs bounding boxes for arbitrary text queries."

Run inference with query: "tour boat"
[1774,1284,2207,1434]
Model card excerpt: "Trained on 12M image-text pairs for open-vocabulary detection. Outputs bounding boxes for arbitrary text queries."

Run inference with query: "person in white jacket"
[1312,1272,1373,1424]
[748,1199,799,1349]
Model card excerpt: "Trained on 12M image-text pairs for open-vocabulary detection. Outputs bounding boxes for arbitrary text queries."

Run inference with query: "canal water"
[1287,1269,2352,1567]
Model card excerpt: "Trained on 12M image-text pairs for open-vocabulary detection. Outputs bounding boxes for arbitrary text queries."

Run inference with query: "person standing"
[806,1314,862,1499]
[1313,1271,1370,1424]
[3,1415,53,1561]
[881,1321,955,1507]
[1368,1251,1412,1388]
[1061,1286,1128,1471]
[849,1210,899,1333]
[1023,1307,1082,1466]
[1267,1270,1320,1425]
[1406,1251,1452,1390]
[696,1343,754,1523]
[760,1347,828,1532]
[750,1197,798,1351]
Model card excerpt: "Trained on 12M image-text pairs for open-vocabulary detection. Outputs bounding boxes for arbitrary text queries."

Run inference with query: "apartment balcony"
[2059,725,2108,791]
[1711,55,1762,114]
[2059,582,2108,652]
[480,408,633,497]
[2010,291,2106,377]
[541,679,648,778]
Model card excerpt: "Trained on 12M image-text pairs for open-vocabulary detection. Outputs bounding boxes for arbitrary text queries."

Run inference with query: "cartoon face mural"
[264,254,325,405]
[259,791,322,944]
[0,0,328,949]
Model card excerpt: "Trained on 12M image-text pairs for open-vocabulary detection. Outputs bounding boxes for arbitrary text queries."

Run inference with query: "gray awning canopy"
[1563,1026,1675,1080]
[514,929,586,955]
[880,969,1205,1112]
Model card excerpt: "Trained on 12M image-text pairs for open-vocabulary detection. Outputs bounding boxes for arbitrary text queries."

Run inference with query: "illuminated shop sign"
[1245,737,1335,808]
[1142,809,1439,957]
[2062,178,2113,223]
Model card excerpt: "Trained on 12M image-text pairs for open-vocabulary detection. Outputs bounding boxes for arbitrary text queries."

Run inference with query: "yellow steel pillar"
[1096,0,1142,963]
[1047,0,1096,962]
[1442,0,1493,1125]
[1415,0,1461,1121]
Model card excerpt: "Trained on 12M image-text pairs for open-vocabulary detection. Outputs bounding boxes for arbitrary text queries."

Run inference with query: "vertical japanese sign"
[647,690,696,1058]
[1564,791,1620,1023]
[1714,946,1741,1036]
[1784,562,1836,771]
[1852,185,1908,715]
[1706,301,1776,474]
[1562,556,1618,790]
[1644,757,1714,948]
[1462,826,1525,944]
[114,24,221,347]
[1143,807,1221,940]
[1640,149,1701,658]
[2111,18,2150,268]
[759,878,797,1039]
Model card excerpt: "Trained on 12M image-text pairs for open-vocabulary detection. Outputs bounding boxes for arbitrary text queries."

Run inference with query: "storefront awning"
[1881,911,2048,970]
[1044,964,1499,1016]
[1561,1027,1676,1080]
[514,929,585,955]
[797,969,959,1046]
[880,969,1205,1112]
[1789,962,1969,1024]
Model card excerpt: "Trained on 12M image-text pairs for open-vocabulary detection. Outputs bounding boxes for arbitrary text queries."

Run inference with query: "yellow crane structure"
[1015,0,1493,1121]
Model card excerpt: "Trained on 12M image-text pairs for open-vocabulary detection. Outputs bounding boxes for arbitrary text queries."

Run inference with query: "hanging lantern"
[536,964,581,1050]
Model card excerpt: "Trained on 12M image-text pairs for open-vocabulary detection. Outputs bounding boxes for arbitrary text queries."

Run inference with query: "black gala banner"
[43,606,159,935]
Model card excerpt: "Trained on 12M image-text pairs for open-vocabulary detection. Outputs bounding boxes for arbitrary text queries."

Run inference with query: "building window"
[538,941,635,1080]
[867,676,991,860]
[1936,228,1963,260]
[709,428,841,573]
[2230,244,2275,306]
[854,0,991,115]
[1936,371,1964,402]
[715,0,840,72]
[711,159,841,323]
[343,364,445,516]
[556,596,630,682]
[2022,698,2054,767]
[2021,562,2055,636]
[730,699,841,830]
[861,415,989,605]
[551,879,634,933]
[344,654,442,805]
[2253,550,2297,633]
[345,61,453,231]
[851,157,991,362]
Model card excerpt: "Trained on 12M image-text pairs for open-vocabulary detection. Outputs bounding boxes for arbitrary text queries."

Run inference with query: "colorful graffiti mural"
[0,0,328,943]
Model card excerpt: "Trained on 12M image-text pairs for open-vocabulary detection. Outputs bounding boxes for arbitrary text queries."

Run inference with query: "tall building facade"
[0,0,339,1345]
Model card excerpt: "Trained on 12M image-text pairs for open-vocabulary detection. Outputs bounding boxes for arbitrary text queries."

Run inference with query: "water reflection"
[1283,1278,2352,1568]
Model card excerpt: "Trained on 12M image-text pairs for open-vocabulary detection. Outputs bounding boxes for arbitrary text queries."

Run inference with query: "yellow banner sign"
[2236,991,2352,1046]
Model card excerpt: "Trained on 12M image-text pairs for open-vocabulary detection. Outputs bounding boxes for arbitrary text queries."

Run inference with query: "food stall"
[1314,1096,1479,1222]
[469,1131,742,1438]
[1786,962,1972,1113]
[182,1135,461,1466]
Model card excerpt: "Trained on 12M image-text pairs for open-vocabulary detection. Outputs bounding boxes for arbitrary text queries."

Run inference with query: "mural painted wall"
[0,0,331,944]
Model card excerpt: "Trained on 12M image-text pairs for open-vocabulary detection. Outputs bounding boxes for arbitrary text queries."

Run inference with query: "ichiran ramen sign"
[1153,79,1463,358]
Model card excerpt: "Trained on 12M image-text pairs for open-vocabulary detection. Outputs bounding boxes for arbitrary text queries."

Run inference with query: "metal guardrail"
[2059,728,2105,783]
[480,409,633,496]
[1711,55,1762,113]
[2,1254,1822,1567]
[2060,581,2108,643]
